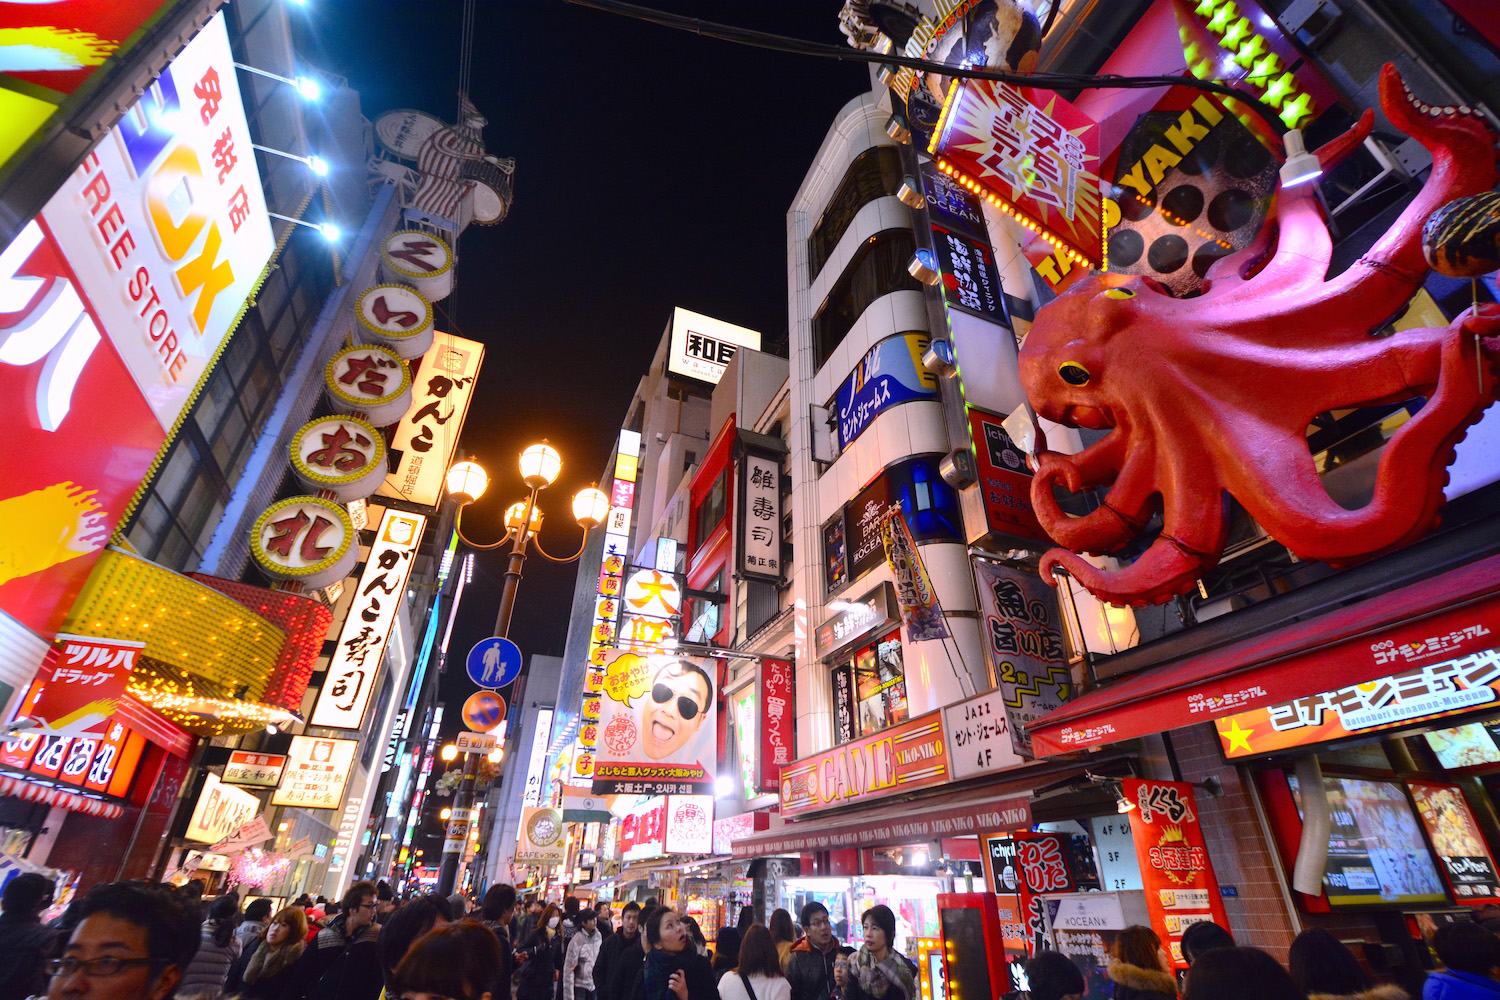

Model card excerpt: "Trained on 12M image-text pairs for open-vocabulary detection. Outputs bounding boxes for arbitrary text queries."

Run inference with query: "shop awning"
[729,785,1032,858]
[1028,552,1500,758]
[0,774,123,819]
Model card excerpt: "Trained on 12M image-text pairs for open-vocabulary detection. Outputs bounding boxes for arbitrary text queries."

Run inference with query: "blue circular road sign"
[466,636,522,689]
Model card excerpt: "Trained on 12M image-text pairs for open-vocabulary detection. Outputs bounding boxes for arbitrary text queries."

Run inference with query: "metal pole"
[437,485,539,896]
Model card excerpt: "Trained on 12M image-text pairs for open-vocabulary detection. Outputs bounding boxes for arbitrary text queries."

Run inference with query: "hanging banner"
[376,331,484,507]
[561,785,610,823]
[759,658,794,794]
[271,736,358,809]
[739,450,783,580]
[29,635,141,736]
[516,806,566,864]
[1122,779,1231,969]
[592,650,716,796]
[1408,781,1500,903]
[972,561,1071,755]
[1014,832,1076,957]
[882,509,950,642]
[310,508,427,729]
[834,334,939,454]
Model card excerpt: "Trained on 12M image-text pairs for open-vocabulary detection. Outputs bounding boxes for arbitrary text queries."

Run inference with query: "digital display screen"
[1289,775,1448,906]
[1425,723,1500,770]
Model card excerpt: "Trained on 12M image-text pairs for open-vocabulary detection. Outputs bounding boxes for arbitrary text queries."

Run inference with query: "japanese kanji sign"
[1122,778,1230,968]
[249,496,357,590]
[739,449,782,580]
[932,225,1006,322]
[972,560,1071,756]
[290,415,387,501]
[942,688,1026,781]
[325,344,412,428]
[271,735,357,809]
[30,634,140,737]
[667,306,761,385]
[376,331,484,507]
[758,658,794,794]
[932,79,1104,267]
[185,772,261,844]
[309,507,426,729]
[222,751,287,788]
[591,650,716,797]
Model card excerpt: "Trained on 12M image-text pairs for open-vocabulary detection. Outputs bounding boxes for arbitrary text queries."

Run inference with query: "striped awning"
[0,773,123,819]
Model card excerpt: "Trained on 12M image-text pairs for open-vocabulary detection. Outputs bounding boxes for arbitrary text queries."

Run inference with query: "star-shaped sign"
[1219,718,1255,754]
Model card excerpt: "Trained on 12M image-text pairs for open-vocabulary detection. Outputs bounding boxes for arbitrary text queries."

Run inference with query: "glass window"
[812,229,921,370]
[694,469,727,549]
[808,147,904,280]
[838,629,908,738]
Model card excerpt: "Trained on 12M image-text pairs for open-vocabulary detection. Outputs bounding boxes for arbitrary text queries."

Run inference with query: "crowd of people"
[3,871,1499,1000]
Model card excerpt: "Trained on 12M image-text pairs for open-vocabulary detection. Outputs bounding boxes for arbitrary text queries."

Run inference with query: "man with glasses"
[44,882,199,1000]
[294,880,382,999]
[786,903,842,1000]
[641,660,713,761]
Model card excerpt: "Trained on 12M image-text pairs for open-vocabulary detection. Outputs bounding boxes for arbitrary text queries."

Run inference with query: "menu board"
[1408,781,1500,904]
[1425,723,1500,770]
[1288,775,1448,907]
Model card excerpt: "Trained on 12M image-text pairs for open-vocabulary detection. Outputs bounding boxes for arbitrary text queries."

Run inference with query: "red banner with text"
[1014,831,1076,956]
[1123,779,1229,969]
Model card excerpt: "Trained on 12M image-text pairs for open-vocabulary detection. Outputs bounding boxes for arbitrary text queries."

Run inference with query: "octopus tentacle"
[1033,443,1158,554]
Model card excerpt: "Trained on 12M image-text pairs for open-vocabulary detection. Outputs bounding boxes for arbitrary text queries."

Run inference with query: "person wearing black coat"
[628,908,717,1000]
[597,903,642,1000]
[518,904,566,1000]
[0,874,57,1000]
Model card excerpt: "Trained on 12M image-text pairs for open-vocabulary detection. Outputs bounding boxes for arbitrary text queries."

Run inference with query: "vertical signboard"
[1122,779,1230,968]
[1014,831,1076,956]
[310,508,427,729]
[968,410,1046,541]
[377,331,484,507]
[972,560,1070,755]
[739,450,782,580]
[758,658,794,793]
[521,707,554,807]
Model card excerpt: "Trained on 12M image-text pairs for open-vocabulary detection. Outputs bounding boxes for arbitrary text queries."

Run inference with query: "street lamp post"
[435,443,607,896]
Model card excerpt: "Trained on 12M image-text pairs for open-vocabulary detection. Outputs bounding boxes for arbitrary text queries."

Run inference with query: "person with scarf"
[835,907,916,1000]
[628,908,718,1000]
[241,906,308,1000]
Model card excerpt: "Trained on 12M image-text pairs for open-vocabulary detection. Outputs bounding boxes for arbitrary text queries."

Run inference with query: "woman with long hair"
[518,902,565,1000]
[711,928,742,977]
[717,925,790,1000]
[628,908,718,1000]
[393,922,505,1000]
[839,906,917,1000]
[767,910,795,973]
[1106,925,1176,1000]
[241,906,308,1000]
[1289,928,1407,1000]
[178,893,243,1000]
[736,907,757,937]
[1185,947,1306,1000]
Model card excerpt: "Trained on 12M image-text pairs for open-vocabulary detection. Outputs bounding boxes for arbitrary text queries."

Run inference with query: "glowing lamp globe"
[572,487,608,527]
[505,501,543,534]
[440,807,452,820]
[446,461,489,504]
[440,744,458,762]
[520,442,561,488]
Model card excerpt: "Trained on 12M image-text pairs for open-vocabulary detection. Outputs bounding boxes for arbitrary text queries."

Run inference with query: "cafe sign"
[780,711,949,817]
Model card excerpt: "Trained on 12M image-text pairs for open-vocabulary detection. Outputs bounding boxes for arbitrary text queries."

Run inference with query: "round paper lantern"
[289,415,388,501]
[354,283,434,359]
[249,496,357,589]
[325,344,412,427]
[1423,191,1500,277]
[380,229,455,302]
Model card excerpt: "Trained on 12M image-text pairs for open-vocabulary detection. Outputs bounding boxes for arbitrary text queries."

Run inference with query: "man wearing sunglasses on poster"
[641,660,713,761]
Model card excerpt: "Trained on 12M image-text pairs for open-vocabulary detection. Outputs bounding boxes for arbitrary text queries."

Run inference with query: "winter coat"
[598,929,644,1000]
[517,927,565,1000]
[240,939,307,1000]
[292,914,381,1000]
[178,921,243,1000]
[1424,971,1500,1000]
[564,928,604,1000]
[483,919,515,998]
[719,971,792,1000]
[1106,959,1177,1000]
[1310,985,1410,1000]
[785,938,841,1000]
[0,914,57,1000]
[843,948,917,1000]
[627,947,718,1000]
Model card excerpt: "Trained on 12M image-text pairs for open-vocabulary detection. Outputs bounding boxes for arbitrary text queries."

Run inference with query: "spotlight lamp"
[1279,128,1323,188]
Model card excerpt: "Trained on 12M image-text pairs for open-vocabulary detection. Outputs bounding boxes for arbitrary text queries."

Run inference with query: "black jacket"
[627,949,718,1000]
[0,915,56,1000]
[517,927,564,1000]
[596,929,641,1000]
[483,919,515,998]
[785,940,840,1000]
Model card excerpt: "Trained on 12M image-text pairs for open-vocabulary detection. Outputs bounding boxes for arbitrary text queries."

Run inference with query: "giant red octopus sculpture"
[1019,65,1500,608]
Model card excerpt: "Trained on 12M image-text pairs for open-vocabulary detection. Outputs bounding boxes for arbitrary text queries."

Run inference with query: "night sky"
[294,2,869,742]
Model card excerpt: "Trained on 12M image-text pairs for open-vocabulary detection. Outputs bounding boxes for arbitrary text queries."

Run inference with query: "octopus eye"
[1104,287,1135,300]
[1058,363,1091,386]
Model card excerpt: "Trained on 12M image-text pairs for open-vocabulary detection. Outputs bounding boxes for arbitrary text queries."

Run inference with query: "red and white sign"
[355,284,434,359]
[325,344,412,427]
[664,795,714,855]
[969,410,1047,542]
[223,751,287,788]
[290,415,387,502]
[376,331,484,507]
[759,658,793,794]
[621,798,668,861]
[779,712,949,817]
[1123,779,1230,969]
[271,735,357,809]
[0,0,168,95]
[380,230,454,302]
[249,496,358,590]
[29,634,140,736]
[1014,830,1076,956]
[2,680,145,797]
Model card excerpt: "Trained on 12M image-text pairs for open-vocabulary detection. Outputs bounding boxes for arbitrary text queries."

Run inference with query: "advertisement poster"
[882,507,950,642]
[184,772,260,845]
[516,807,565,864]
[972,560,1071,755]
[968,410,1046,542]
[834,333,939,453]
[663,795,714,854]
[832,664,856,746]
[1408,781,1500,903]
[758,658,794,793]
[271,736,357,809]
[29,635,141,736]
[592,650,716,796]
[1122,779,1231,968]
[1287,775,1448,907]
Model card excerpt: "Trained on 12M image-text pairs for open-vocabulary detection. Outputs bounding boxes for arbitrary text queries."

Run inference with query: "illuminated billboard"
[667,307,760,385]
